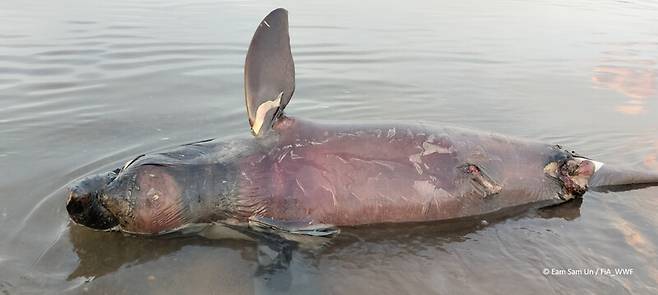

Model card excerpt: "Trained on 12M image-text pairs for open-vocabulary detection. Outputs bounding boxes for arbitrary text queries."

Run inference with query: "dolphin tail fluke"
[588,163,658,191]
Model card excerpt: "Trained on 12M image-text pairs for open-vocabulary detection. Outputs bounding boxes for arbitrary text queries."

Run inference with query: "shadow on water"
[68,226,240,280]
[327,198,583,250]
[67,222,316,293]
[65,199,583,293]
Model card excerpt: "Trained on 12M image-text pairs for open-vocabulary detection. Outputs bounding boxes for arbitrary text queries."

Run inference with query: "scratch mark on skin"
[413,180,452,207]
[334,154,349,164]
[277,150,288,163]
[290,150,303,160]
[371,160,396,171]
[409,153,424,175]
[310,138,329,145]
[376,192,395,203]
[254,206,267,216]
[321,185,338,208]
[422,203,430,215]
[295,178,307,196]
[351,191,362,202]
[372,172,383,182]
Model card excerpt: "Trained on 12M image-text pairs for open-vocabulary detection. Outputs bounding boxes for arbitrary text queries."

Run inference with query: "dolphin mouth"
[66,171,120,230]
[66,190,120,230]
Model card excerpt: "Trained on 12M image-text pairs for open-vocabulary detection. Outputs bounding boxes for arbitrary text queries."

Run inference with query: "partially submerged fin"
[244,8,295,137]
[198,223,256,241]
[249,215,339,237]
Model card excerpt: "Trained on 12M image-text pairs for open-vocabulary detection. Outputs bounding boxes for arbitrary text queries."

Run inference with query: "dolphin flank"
[66,8,658,237]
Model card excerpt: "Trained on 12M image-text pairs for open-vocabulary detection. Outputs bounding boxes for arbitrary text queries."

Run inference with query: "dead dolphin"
[66,8,658,237]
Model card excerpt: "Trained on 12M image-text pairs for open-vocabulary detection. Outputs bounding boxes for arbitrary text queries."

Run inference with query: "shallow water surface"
[1,0,658,294]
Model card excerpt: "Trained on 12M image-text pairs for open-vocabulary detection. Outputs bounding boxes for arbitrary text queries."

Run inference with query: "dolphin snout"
[66,187,90,216]
[66,172,119,230]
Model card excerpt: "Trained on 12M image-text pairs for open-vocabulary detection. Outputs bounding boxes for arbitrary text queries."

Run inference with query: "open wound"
[459,163,502,198]
[544,158,594,199]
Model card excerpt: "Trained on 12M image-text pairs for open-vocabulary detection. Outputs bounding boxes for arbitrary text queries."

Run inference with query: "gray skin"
[66,8,658,236]
[66,116,638,235]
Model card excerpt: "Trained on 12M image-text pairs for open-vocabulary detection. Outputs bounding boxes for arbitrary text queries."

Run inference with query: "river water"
[1,0,657,294]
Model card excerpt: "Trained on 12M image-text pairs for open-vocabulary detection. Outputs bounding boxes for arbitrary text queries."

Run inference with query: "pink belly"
[258,124,469,226]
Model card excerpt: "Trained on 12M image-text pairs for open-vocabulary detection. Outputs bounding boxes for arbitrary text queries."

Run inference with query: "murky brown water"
[1,0,658,294]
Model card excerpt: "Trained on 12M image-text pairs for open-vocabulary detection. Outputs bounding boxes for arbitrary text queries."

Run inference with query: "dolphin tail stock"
[588,162,658,191]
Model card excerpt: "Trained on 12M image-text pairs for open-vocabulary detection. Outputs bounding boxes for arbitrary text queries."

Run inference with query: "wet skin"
[68,117,591,235]
[68,8,655,237]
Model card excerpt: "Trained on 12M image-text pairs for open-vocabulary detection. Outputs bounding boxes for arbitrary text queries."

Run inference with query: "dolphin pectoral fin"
[248,216,339,237]
[196,223,256,241]
[458,164,502,199]
[244,8,295,137]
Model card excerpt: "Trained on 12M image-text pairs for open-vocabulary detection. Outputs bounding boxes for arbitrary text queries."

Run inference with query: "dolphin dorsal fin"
[244,8,295,137]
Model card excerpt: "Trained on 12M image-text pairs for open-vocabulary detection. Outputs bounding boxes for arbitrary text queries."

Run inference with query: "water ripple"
[1,0,658,294]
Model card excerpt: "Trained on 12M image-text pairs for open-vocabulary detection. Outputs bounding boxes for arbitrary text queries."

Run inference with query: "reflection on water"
[2,0,658,294]
[644,140,658,170]
[592,43,658,115]
[62,201,584,294]
[66,227,250,280]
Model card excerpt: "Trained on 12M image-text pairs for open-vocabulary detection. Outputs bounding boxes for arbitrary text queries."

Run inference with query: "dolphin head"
[66,170,120,230]
[66,141,247,235]
[67,153,199,235]
[66,162,186,234]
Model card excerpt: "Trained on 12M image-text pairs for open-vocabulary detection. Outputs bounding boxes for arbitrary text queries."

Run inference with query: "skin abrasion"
[66,8,658,238]
[132,166,185,233]
[251,92,283,136]
[68,118,610,236]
